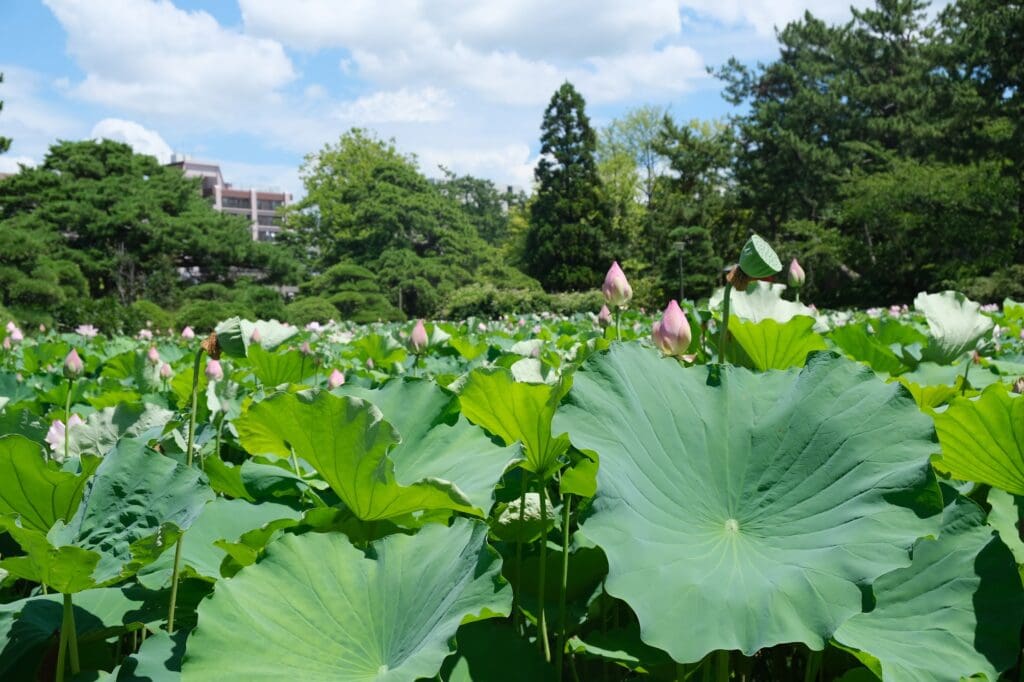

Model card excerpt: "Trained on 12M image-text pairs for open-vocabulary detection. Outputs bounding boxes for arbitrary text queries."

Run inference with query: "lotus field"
[2,240,1024,681]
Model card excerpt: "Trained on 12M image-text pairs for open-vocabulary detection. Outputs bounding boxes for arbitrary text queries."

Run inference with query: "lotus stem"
[168,349,204,633]
[615,308,622,342]
[718,282,733,363]
[56,592,79,682]
[804,650,822,682]
[960,357,972,396]
[63,377,73,463]
[556,493,572,675]
[716,650,730,682]
[538,475,551,662]
[512,472,528,632]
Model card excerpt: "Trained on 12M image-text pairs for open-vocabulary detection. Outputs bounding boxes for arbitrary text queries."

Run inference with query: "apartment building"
[167,155,291,242]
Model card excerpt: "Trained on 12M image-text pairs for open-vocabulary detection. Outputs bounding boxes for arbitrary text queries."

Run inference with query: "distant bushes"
[443,285,605,319]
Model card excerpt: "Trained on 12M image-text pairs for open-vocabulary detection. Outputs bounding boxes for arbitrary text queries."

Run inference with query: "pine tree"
[524,82,611,291]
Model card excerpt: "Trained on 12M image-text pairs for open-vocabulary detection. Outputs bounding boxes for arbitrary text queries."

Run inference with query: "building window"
[257,214,282,226]
[257,199,284,211]
[222,196,251,209]
[258,229,276,241]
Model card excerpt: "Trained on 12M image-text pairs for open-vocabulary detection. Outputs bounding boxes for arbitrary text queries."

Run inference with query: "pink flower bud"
[602,261,633,307]
[64,349,84,378]
[10,327,23,342]
[147,346,160,365]
[598,305,611,328]
[787,258,805,288]
[159,362,173,380]
[205,358,224,382]
[366,358,375,370]
[410,320,428,353]
[181,326,196,340]
[2,338,9,350]
[652,300,692,358]
[299,341,312,355]
[39,324,46,332]
[250,328,262,343]
[328,369,345,389]
[4,321,14,333]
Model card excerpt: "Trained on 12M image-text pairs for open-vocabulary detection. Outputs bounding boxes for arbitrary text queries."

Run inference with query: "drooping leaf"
[236,390,476,520]
[343,379,520,514]
[914,291,993,364]
[118,629,188,681]
[245,344,307,387]
[553,345,942,662]
[711,281,814,323]
[834,495,1024,681]
[0,435,89,532]
[457,368,570,479]
[442,620,556,682]
[182,519,511,681]
[68,403,175,459]
[727,316,827,371]
[933,384,1024,494]
[987,489,1024,565]
[214,318,297,358]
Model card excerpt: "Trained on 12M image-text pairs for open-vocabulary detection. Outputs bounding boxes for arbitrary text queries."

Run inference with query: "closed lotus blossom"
[147,346,161,364]
[205,358,224,382]
[598,305,611,328]
[181,326,196,340]
[76,324,99,338]
[159,363,173,380]
[64,349,84,378]
[652,300,692,358]
[45,414,84,459]
[328,369,345,389]
[10,327,23,342]
[410,320,428,353]
[787,258,805,288]
[602,261,632,307]
[4,321,15,333]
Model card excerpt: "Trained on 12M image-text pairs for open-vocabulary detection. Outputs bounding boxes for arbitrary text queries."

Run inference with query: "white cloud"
[91,118,173,163]
[0,155,36,174]
[334,88,453,124]
[43,0,296,122]
[0,64,84,169]
[417,143,538,191]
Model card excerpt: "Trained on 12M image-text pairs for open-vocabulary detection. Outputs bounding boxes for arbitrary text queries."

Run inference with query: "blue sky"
[0,0,872,197]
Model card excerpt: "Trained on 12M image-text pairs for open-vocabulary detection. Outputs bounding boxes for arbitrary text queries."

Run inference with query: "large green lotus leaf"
[349,333,408,370]
[181,518,511,681]
[933,384,1024,494]
[829,323,908,375]
[552,345,942,662]
[137,498,303,589]
[834,495,1024,681]
[987,489,1024,565]
[0,435,90,532]
[727,316,827,371]
[236,390,476,520]
[456,368,570,478]
[442,620,556,682]
[118,630,188,681]
[0,440,214,591]
[342,379,520,514]
[1002,298,1024,321]
[711,281,814,323]
[914,291,993,364]
[68,403,175,458]
[245,344,307,387]
[214,317,297,358]
[898,360,1001,392]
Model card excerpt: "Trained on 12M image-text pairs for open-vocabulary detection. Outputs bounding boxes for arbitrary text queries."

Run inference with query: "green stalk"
[56,592,79,682]
[615,307,622,341]
[537,476,551,662]
[556,493,572,675]
[804,650,822,682]
[512,473,528,632]
[63,378,73,464]
[960,357,972,396]
[716,650,730,682]
[718,282,733,363]
[167,349,204,633]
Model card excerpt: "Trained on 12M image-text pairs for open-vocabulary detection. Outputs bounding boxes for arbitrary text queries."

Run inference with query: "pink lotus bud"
[328,369,345,389]
[598,305,611,328]
[366,358,375,370]
[64,349,84,378]
[602,261,633,307]
[1013,377,1024,395]
[4,321,14,333]
[299,341,312,355]
[2,337,9,350]
[147,346,160,365]
[159,362,173,380]
[181,326,195,340]
[205,358,224,382]
[787,258,805,288]
[250,328,262,343]
[651,300,692,358]
[10,327,23,342]
[410,319,428,353]
[39,324,46,333]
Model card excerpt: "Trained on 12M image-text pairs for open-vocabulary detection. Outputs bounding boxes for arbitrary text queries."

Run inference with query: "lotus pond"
[1,286,1023,681]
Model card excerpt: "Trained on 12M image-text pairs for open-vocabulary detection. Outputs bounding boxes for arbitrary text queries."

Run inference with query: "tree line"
[1,0,1021,331]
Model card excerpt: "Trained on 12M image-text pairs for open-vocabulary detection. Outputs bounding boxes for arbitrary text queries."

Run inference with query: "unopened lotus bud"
[328,369,345,389]
[181,326,196,340]
[147,346,160,365]
[10,327,23,342]
[971,350,981,365]
[652,300,692,358]
[205,358,224,382]
[39,324,46,333]
[410,319,428,353]
[788,258,805,288]
[4,321,14,333]
[602,261,632,307]
[299,341,312,355]
[250,328,262,343]
[598,305,611,328]
[159,362,173,380]
[64,349,84,378]
[1012,377,1024,394]
[366,358,375,370]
